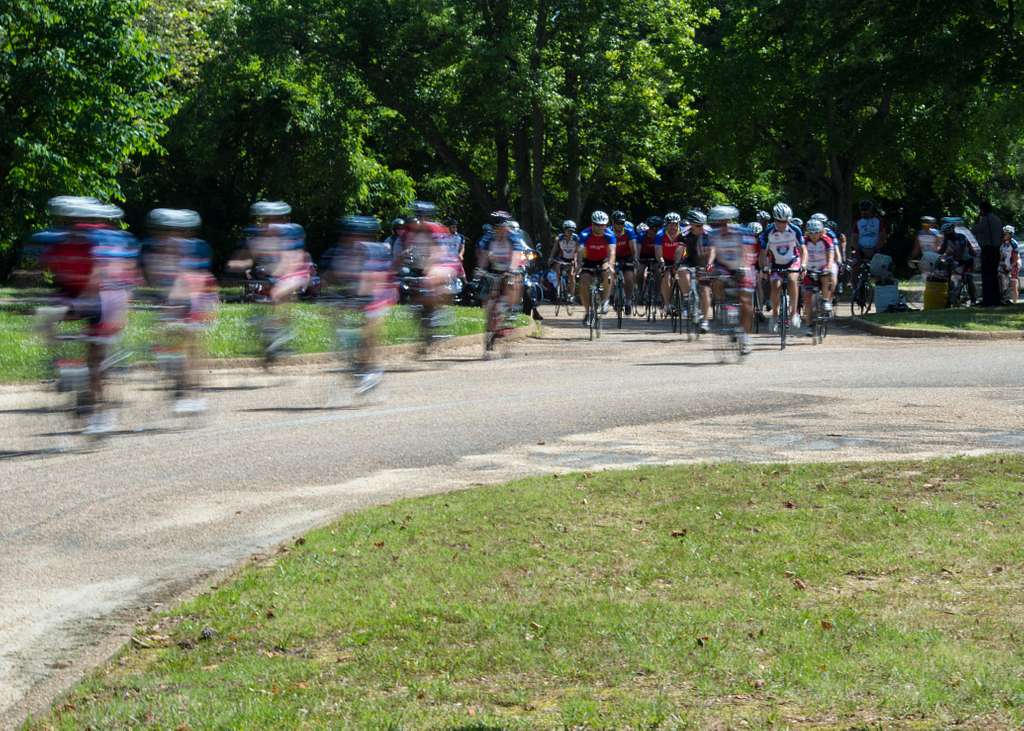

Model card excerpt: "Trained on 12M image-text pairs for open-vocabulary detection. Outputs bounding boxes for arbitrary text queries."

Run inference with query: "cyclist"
[610,210,638,314]
[680,210,712,333]
[577,210,616,325]
[636,215,662,306]
[477,214,527,345]
[938,217,978,305]
[851,199,887,267]
[549,219,579,301]
[800,218,835,336]
[37,199,139,435]
[1000,225,1019,303]
[911,215,942,260]
[704,205,755,356]
[143,208,217,414]
[655,212,685,317]
[385,218,405,260]
[228,201,310,358]
[403,200,461,347]
[759,202,804,332]
[756,210,772,230]
[324,216,394,394]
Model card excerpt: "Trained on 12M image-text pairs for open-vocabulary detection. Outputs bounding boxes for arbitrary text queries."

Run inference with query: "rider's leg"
[770,276,781,317]
[602,269,612,306]
[579,271,593,318]
[788,272,801,325]
[739,290,753,333]
[624,269,635,304]
[660,270,671,313]
[678,269,691,310]
[700,282,712,321]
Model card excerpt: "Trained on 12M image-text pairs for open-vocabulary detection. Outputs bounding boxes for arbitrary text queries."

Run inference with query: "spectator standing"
[972,201,1003,306]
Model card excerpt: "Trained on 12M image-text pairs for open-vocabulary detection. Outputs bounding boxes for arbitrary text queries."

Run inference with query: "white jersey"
[762,224,802,266]
[804,235,833,272]
[709,224,752,270]
[556,233,579,259]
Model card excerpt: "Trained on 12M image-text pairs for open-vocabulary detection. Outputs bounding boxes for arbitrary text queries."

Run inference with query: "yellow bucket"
[923,279,948,310]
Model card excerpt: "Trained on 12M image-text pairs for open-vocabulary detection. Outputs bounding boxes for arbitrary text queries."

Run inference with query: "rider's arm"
[706,245,716,270]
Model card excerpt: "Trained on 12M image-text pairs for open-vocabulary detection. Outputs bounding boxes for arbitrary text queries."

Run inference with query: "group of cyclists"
[548,202,866,353]
[27,196,536,437]
[23,191,1021,438]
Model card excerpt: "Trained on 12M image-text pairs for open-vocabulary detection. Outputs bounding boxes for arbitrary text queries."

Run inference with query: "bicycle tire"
[684,287,696,341]
[615,278,624,329]
[779,291,789,350]
[669,281,681,333]
[554,278,562,317]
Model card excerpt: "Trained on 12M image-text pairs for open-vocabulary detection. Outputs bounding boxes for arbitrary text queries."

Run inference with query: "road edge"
[845,317,1024,340]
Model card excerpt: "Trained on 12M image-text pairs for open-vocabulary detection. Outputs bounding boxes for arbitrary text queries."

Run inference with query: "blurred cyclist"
[36,198,139,434]
[324,216,394,393]
[143,209,217,414]
[704,205,755,355]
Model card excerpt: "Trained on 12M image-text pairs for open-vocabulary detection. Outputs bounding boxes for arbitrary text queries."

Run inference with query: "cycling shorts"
[580,261,607,275]
[554,256,574,267]
[615,259,635,272]
[714,265,753,292]
[769,263,801,282]
[802,270,834,292]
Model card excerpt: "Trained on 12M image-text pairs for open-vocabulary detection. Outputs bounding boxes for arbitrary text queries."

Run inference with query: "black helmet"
[756,210,771,223]
[611,210,627,224]
[391,217,404,230]
[443,216,458,228]
[646,215,664,229]
[859,199,875,211]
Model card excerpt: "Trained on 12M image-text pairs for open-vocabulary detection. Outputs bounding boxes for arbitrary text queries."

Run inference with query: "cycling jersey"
[612,223,638,260]
[555,233,579,260]
[760,222,803,266]
[709,224,755,271]
[941,232,974,263]
[481,233,527,272]
[579,229,615,263]
[803,234,834,272]
[856,216,884,249]
[681,224,710,267]
[637,230,659,259]
[655,227,684,264]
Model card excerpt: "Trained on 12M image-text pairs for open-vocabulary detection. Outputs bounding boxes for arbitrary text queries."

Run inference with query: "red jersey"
[580,230,615,262]
[657,228,684,262]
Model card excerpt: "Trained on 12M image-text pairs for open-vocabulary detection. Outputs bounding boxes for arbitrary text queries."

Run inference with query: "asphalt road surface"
[2,308,1022,727]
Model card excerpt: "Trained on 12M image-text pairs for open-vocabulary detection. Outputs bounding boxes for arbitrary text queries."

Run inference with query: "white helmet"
[748,222,764,235]
[562,219,577,230]
[664,212,682,224]
[772,202,793,221]
[250,200,292,218]
[707,205,739,224]
[809,213,828,222]
[805,218,825,234]
[591,210,609,225]
[1004,225,1016,235]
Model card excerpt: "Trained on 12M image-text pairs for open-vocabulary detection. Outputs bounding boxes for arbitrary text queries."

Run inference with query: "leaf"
[820,619,834,630]
[671,529,688,538]
[696,636,710,647]
[792,578,808,591]
[784,500,797,509]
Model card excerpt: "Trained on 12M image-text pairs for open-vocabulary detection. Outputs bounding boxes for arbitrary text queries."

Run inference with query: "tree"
[0,0,173,273]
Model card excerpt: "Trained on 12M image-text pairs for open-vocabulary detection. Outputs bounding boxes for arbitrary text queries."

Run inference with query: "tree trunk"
[564,66,582,223]
[513,122,534,236]
[495,129,510,210]
[829,153,856,236]
[528,0,552,253]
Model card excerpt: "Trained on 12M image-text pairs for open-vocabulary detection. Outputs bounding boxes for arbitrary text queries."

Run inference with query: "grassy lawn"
[25,457,1024,729]
[0,305,526,382]
[862,303,1024,332]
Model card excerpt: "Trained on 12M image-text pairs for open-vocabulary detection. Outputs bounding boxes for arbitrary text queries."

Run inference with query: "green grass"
[0,305,527,382]
[25,457,1024,729]
[861,304,1024,332]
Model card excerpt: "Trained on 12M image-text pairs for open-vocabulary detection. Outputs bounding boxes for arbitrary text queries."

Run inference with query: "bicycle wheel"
[588,284,597,341]
[684,287,696,341]
[615,279,624,329]
[669,282,680,333]
[779,291,789,350]
[554,278,563,317]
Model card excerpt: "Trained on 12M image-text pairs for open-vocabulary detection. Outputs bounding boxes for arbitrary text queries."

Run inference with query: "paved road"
[2,309,1022,726]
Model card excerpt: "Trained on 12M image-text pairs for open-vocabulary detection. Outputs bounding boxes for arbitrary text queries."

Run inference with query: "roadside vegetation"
[0,305,526,382]
[25,457,1024,728]
[862,303,1024,332]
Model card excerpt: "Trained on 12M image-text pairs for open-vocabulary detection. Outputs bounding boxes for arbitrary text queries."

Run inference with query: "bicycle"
[483,271,519,357]
[552,265,575,316]
[680,267,700,342]
[849,260,874,317]
[667,270,683,334]
[585,273,605,341]
[805,271,829,345]
[945,259,975,308]
[637,261,660,322]
[611,269,626,328]
[712,275,746,364]
[769,267,796,350]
